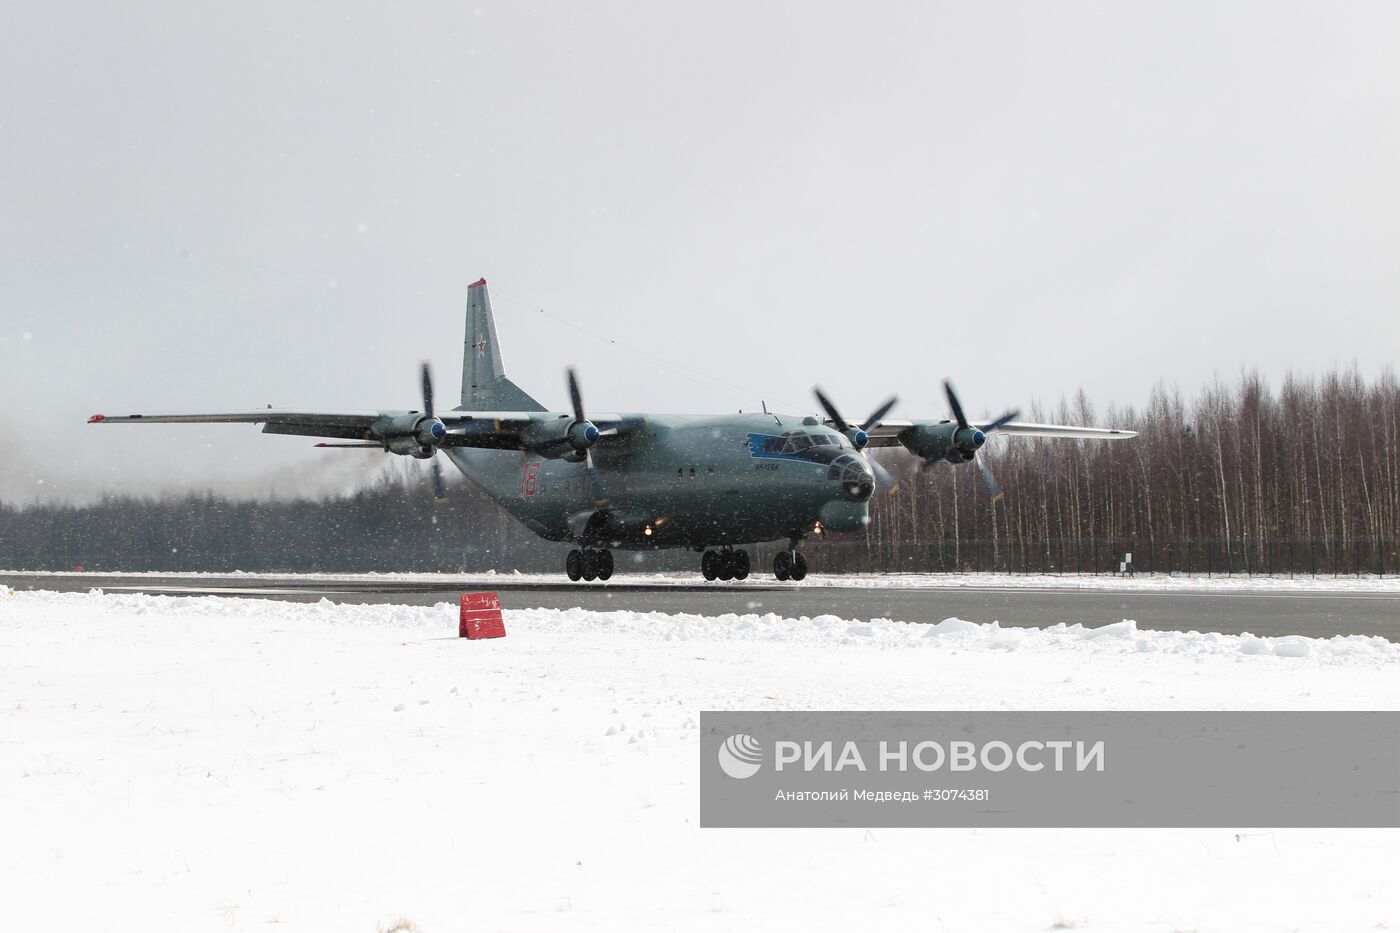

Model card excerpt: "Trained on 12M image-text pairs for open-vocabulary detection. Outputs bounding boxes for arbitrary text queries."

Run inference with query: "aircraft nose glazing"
[827,455,875,502]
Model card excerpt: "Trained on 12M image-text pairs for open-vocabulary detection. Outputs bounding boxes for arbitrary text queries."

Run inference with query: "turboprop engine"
[382,412,448,458]
[897,380,1020,500]
[898,420,976,464]
[521,368,602,462]
[364,363,453,499]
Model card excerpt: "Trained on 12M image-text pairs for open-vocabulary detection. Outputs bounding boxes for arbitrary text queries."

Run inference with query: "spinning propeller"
[812,387,899,490]
[930,379,1019,503]
[566,366,609,507]
[812,387,899,451]
[418,361,450,502]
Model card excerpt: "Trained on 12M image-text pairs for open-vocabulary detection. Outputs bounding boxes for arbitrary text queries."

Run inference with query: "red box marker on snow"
[459,591,506,639]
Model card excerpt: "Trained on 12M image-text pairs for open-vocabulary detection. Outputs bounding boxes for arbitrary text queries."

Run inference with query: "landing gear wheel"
[790,551,808,581]
[597,549,614,581]
[734,550,750,580]
[717,550,735,581]
[773,550,792,582]
[701,550,718,581]
[581,550,598,581]
[566,549,583,581]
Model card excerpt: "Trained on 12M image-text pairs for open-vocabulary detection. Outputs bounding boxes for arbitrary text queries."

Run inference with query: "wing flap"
[261,421,376,440]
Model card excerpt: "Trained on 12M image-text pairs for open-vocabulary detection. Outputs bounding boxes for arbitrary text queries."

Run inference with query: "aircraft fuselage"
[446,411,873,551]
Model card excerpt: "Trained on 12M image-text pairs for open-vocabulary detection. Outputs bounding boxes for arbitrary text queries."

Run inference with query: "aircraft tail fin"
[459,278,547,412]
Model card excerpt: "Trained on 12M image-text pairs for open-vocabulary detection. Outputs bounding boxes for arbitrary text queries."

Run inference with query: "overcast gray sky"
[3,2,1398,502]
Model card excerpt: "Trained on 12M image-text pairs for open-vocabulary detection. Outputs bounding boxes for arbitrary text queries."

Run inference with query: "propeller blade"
[976,457,1004,504]
[584,449,608,507]
[982,409,1021,433]
[868,456,894,491]
[860,395,899,432]
[943,379,969,430]
[566,367,586,424]
[812,387,849,433]
[421,361,435,419]
[430,456,448,503]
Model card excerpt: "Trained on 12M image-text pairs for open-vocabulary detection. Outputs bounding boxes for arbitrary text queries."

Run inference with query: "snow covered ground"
[3,589,1397,931]
[8,566,1400,594]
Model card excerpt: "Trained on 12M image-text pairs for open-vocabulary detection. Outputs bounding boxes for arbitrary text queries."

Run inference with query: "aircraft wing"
[88,409,388,440]
[977,420,1137,440]
[439,412,643,451]
[87,408,643,449]
[853,419,1136,448]
[852,420,915,447]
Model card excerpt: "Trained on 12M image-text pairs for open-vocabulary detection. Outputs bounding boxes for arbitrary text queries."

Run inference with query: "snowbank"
[3,590,1397,932]
[14,588,1398,665]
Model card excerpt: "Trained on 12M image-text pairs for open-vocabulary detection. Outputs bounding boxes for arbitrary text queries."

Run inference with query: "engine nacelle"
[898,421,985,464]
[381,413,446,458]
[568,420,600,451]
[384,436,433,458]
[523,417,600,460]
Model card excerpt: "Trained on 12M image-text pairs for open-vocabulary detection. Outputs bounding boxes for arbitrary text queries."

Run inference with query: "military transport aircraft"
[89,279,1135,582]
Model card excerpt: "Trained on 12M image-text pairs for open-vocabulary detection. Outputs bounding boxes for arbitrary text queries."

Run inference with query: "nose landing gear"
[700,547,750,581]
[773,544,807,581]
[566,548,614,582]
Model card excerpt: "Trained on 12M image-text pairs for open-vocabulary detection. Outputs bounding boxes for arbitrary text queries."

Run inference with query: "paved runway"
[5,571,1398,639]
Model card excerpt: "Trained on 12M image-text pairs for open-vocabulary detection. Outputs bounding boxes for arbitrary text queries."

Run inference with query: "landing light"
[644,526,653,536]
[813,521,824,536]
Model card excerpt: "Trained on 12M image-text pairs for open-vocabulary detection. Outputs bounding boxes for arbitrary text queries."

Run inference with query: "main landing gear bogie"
[699,545,808,581]
[566,548,614,582]
[700,548,750,581]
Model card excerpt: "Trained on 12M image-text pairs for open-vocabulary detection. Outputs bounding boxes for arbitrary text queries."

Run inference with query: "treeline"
[2,367,1396,575]
[0,473,569,573]
[858,366,1399,575]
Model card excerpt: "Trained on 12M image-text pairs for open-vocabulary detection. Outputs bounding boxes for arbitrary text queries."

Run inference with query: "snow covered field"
[3,589,1398,931]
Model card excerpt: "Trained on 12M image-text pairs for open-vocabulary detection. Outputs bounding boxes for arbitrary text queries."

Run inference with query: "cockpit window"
[770,429,851,455]
[780,432,815,454]
[803,431,845,448]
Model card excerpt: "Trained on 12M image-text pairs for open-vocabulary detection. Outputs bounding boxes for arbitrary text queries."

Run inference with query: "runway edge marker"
[459,591,506,639]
